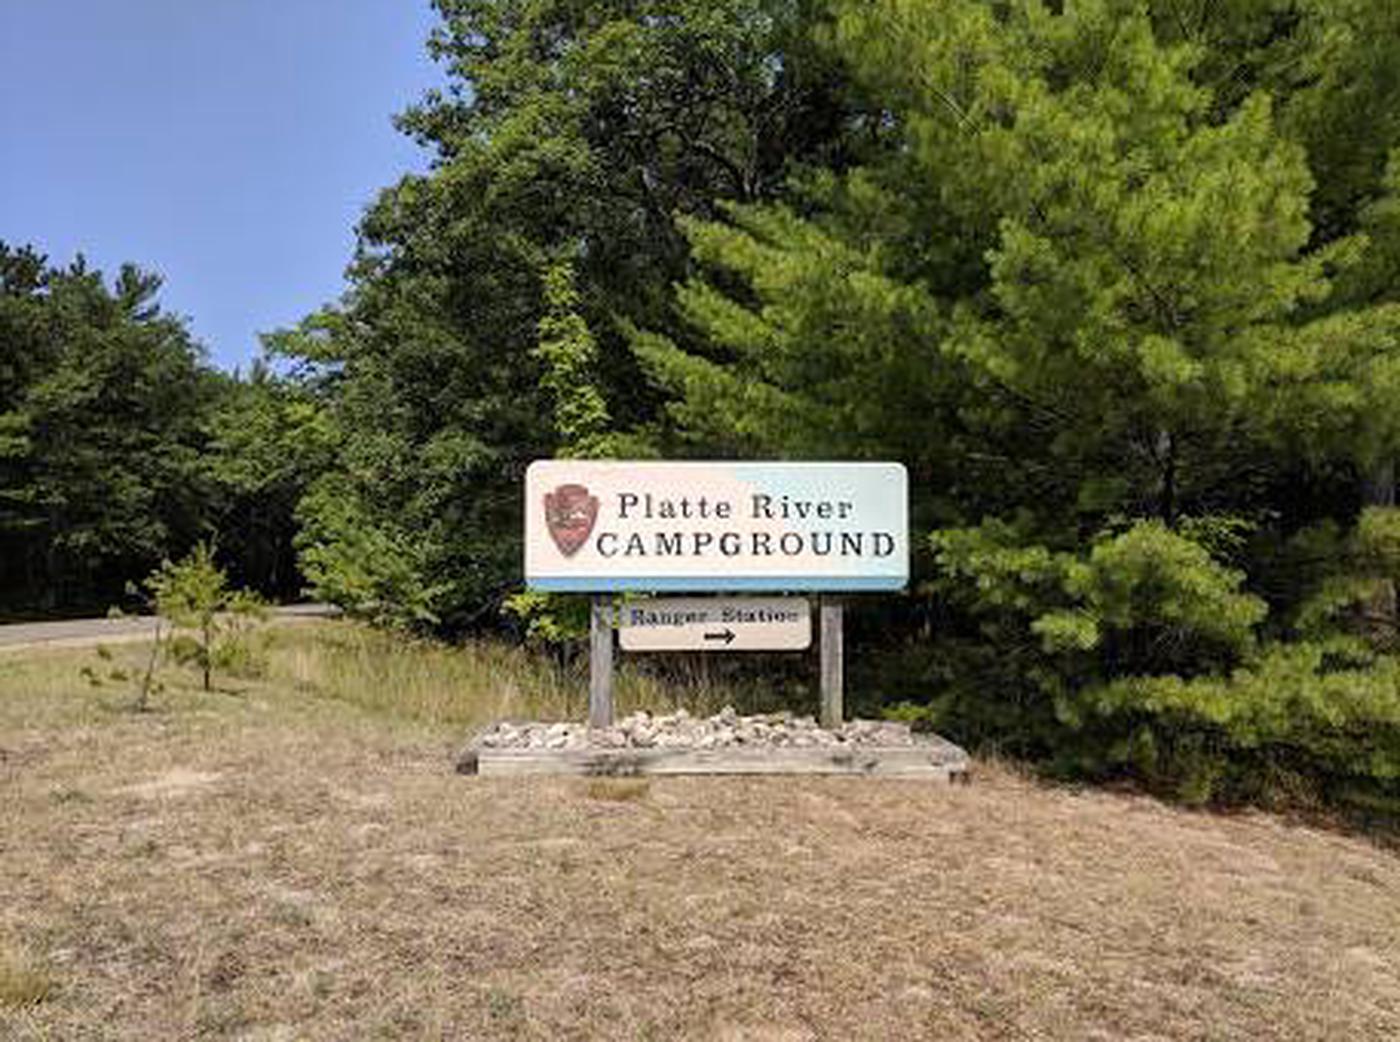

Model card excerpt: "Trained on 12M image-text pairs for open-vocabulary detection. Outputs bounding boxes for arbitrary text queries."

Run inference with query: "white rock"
[479,707,927,752]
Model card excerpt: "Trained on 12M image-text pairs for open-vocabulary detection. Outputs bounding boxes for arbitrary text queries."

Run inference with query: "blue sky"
[0,1,443,372]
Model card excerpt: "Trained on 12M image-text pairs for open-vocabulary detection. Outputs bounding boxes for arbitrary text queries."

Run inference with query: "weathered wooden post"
[820,597,844,729]
[589,595,614,727]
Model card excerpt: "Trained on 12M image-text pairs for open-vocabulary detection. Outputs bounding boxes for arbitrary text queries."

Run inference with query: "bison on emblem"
[543,483,599,557]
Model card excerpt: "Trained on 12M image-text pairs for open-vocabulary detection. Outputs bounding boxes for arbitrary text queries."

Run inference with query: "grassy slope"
[2,622,1398,1039]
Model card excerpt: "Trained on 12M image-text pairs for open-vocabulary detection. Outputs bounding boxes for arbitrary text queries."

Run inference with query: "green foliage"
[0,242,328,617]
[1355,506,1400,573]
[295,478,449,632]
[278,0,865,631]
[933,519,1264,697]
[631,0,1400,813]
[501,589,590,644]
[928,516,1400,807]
[534,258,612,458]
[1078,640,1400,805]
[0,244,223,615]
[1277,507,1400,648]
[202,357,339,600]
[245,0,1400,817]
[652,0,1388,527]
[145,542,268,691]
[631,203,949,460]
[147,543,227,630]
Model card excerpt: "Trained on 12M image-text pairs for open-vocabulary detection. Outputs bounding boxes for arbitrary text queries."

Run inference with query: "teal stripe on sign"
[528,576,906,592]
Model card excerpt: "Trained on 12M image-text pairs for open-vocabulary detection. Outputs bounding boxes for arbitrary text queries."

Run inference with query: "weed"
[485,986,524,1025]
[48,787,91,805]
[125,838,159,859]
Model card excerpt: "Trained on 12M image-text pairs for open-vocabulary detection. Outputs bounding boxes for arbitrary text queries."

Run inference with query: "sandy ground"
[2,639,1399,1039]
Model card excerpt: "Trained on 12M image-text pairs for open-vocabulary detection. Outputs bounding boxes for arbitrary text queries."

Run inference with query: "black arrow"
[703,628,736,645]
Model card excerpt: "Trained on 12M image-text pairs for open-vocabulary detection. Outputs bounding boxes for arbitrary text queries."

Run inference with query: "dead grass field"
[2,622,1399,1039]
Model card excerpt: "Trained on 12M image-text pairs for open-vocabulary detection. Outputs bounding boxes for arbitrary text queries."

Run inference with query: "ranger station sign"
[525,461,908,592]
[618,596,812,652]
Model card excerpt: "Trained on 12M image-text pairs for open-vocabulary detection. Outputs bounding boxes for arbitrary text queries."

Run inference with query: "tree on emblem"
[544,484,598,556]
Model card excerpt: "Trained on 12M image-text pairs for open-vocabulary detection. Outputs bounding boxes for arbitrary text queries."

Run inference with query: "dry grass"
[0,944,53,1010]
[2,622,1400,1039]
[267,622,784,732]
[583,778,652,803]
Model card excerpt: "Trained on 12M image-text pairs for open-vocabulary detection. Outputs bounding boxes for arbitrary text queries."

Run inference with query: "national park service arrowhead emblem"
[544,483,599,557]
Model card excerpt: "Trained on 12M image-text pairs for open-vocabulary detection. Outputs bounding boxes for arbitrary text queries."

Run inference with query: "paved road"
[0,604,340,652]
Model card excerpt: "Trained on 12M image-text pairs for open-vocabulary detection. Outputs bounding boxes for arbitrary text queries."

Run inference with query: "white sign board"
[525,460,907,592]
[618,597,811,652]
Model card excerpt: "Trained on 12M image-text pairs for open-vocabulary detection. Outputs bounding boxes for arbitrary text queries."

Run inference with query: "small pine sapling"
[144,542,267,692]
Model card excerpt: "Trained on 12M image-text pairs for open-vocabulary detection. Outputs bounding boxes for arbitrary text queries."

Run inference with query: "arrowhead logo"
[544,483,599,557]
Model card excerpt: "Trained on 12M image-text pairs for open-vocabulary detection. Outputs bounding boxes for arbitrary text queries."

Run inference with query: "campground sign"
[525,461,908,592]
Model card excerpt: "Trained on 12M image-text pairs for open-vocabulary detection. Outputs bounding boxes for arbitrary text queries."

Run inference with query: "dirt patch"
[114,768,223,799]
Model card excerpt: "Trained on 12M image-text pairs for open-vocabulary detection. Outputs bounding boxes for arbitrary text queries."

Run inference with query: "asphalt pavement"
[0,604,339,651]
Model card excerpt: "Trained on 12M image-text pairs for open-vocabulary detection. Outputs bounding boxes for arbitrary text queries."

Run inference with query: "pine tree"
[633,0,1400,803]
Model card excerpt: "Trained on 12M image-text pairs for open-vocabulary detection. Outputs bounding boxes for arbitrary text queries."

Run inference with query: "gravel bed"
[474,707,916,751]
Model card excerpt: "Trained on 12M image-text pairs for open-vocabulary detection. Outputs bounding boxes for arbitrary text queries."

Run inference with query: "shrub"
[1076,640,1400,805]
[926,518,1400,815]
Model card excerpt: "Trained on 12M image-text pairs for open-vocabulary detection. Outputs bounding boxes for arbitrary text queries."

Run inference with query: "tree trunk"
[1362,460,1396,508]
[1156,429,1177,527]
[1362,460,1397,647]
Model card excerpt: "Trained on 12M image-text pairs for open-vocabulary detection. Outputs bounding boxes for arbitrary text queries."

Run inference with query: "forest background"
[6,0,1400,813]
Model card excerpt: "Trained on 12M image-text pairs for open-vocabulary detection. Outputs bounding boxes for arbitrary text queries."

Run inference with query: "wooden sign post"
[589,596,614,728]
[819,597,843,729]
